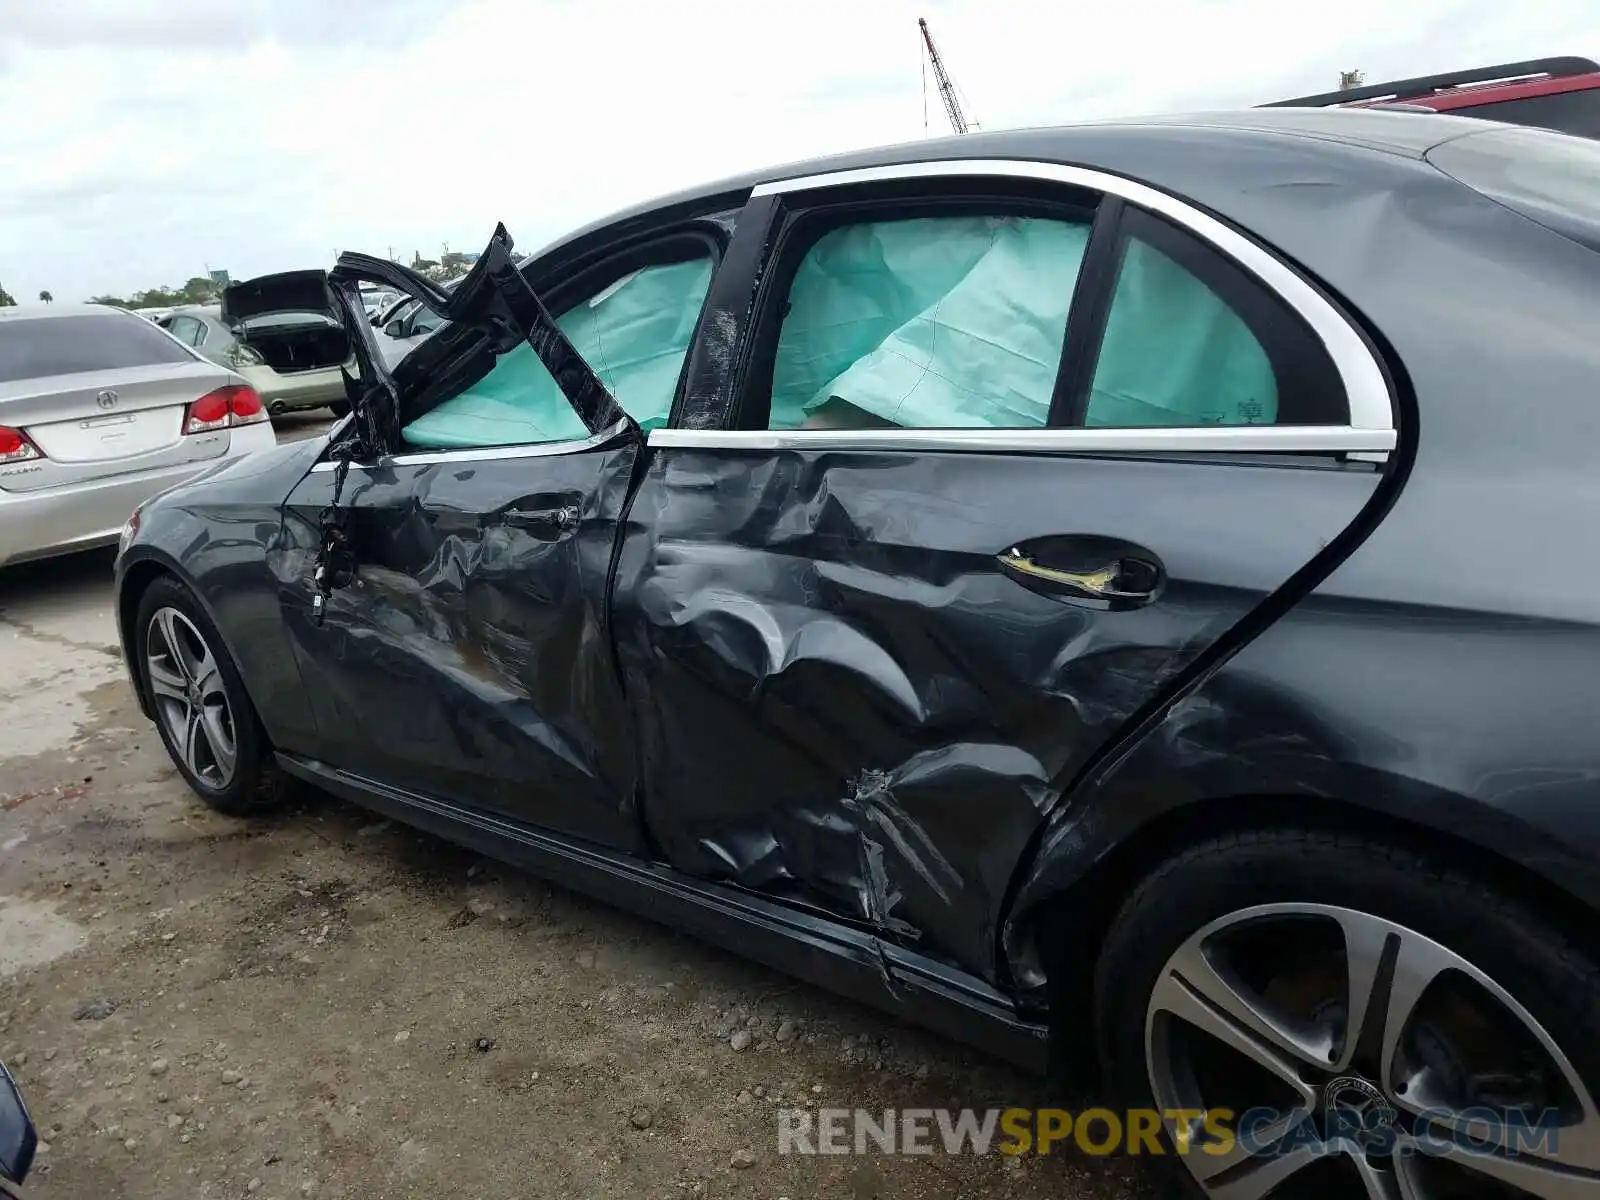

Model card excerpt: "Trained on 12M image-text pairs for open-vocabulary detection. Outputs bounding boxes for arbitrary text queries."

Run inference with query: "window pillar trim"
[646,424,1396,455]
[748,159,1394,436]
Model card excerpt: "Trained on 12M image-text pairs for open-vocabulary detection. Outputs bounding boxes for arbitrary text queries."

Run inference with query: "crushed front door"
[271,228,647,849]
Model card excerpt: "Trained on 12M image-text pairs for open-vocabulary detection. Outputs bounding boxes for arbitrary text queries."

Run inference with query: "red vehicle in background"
[1261,55,1600,139]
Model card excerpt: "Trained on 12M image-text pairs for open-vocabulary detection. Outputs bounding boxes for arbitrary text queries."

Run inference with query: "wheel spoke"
[1185,1109,1312,1186]
[146,657,187,704]
[155,608,196,681]
[1348,1152,1406,1200]
[1413,1103,1600,1175]
[192,649,222,702]
[1332,912,1453,1080]
[1165,938,1336,1075]
[180,707,205,777]
[199,701,235,778]
[1148,967,1318,1106]
[1415,1133,1600,1197]
[1203,1141,1321,1200]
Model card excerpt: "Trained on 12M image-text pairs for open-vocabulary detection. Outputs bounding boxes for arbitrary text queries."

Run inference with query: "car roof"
[531,108,1492,261]
[0,303,146,321]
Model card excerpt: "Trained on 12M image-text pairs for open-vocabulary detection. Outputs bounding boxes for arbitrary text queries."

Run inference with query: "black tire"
[1094,829,1600,1195]
[134,575,292,816]
[327,400,350,418]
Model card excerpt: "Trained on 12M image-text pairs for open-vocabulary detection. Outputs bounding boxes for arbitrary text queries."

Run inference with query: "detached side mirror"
[0,1062,36,1190]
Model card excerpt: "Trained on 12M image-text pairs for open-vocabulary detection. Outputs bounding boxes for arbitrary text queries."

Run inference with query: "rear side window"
[1084,210,1348,427]
[764,214,1089,430]
[0,312,194,384]
[167,315,208,347]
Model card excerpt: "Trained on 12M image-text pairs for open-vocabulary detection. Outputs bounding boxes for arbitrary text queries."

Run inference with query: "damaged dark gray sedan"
[114,110,1600,1197]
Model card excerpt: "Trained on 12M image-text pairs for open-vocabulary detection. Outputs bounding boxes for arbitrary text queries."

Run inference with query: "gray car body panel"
[114,111,1600,1057]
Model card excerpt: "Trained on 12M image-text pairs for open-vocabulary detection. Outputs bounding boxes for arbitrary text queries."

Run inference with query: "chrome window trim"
[307,419,632,473]
[750,158,1394,436]
[648,425,1395,455]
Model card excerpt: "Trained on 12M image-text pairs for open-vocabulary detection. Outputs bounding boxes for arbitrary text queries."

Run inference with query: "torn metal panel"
[613,446,1379,980]
[275,435,644,852]
[330,226,629,451]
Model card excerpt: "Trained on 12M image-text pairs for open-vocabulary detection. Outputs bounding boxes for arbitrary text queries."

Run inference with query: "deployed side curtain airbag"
[402,257,714,448]
[768,216,1089,430]
[1085,238,1278,427]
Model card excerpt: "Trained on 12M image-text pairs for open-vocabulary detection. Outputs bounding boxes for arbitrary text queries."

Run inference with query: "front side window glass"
[400,254,714,449]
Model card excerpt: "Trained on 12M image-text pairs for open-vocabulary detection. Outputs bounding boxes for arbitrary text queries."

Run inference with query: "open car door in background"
[270,228,649,855]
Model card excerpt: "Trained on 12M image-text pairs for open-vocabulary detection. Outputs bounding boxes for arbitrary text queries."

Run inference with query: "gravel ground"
[0,416,1153,1199]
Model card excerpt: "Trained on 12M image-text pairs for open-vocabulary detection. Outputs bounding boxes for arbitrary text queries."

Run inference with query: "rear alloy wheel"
[1095,831,1600,1198]
[135,576,290,815]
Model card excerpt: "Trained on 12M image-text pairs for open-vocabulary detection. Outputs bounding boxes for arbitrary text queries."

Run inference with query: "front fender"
[114,439,327,752]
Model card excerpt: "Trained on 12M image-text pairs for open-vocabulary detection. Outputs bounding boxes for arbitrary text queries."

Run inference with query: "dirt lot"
[0,417,1152,1199]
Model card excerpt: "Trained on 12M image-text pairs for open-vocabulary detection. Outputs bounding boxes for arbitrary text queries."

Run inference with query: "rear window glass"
[1428,125,1600,250]
[0,312,195,384]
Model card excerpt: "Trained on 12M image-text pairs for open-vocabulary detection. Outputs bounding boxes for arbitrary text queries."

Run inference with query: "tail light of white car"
[183,384,267,435]
[0,426,43,464]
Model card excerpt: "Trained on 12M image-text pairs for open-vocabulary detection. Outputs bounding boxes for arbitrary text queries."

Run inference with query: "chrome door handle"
[997,543,1163,608]
[503,505,578,530]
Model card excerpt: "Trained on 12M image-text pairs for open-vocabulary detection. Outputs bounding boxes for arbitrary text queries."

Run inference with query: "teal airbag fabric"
[402,256,714,448]
[1086,237,1277,426]
[768,216,1089,430]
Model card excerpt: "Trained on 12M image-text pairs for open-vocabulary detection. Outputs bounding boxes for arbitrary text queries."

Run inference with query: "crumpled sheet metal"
[277,444,642,846]
[615,445,1380,979]
[337,224,629,446]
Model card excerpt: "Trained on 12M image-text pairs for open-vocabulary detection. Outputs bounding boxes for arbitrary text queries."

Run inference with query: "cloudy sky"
[1,0,1596,303]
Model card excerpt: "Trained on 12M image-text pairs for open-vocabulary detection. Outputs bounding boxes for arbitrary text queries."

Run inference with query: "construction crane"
[918,17,972,135]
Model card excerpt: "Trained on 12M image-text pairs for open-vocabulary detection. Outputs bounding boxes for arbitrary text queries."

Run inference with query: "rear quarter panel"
[1004,132,1600,989]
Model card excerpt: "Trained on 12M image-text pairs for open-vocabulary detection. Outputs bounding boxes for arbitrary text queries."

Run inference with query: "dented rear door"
[613,179,1387,981]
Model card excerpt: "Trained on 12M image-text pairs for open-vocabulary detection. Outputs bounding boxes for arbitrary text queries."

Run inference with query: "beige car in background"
[159,289,350,418]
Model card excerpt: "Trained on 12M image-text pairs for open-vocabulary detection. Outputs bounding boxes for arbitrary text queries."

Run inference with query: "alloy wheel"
[145,606,237,789]
[1145,902,1600,1198]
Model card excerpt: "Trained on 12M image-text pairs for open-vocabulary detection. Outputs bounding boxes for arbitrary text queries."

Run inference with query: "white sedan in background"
[0,304,277,568]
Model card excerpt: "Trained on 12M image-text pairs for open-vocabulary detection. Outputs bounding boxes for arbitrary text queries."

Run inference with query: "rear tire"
[134,576,292,816]
[1094,829,1600,1197]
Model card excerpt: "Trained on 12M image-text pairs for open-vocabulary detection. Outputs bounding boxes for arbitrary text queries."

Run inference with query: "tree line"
[2,252,465,311]
[85,276,222,310]
[0,277,216,309]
